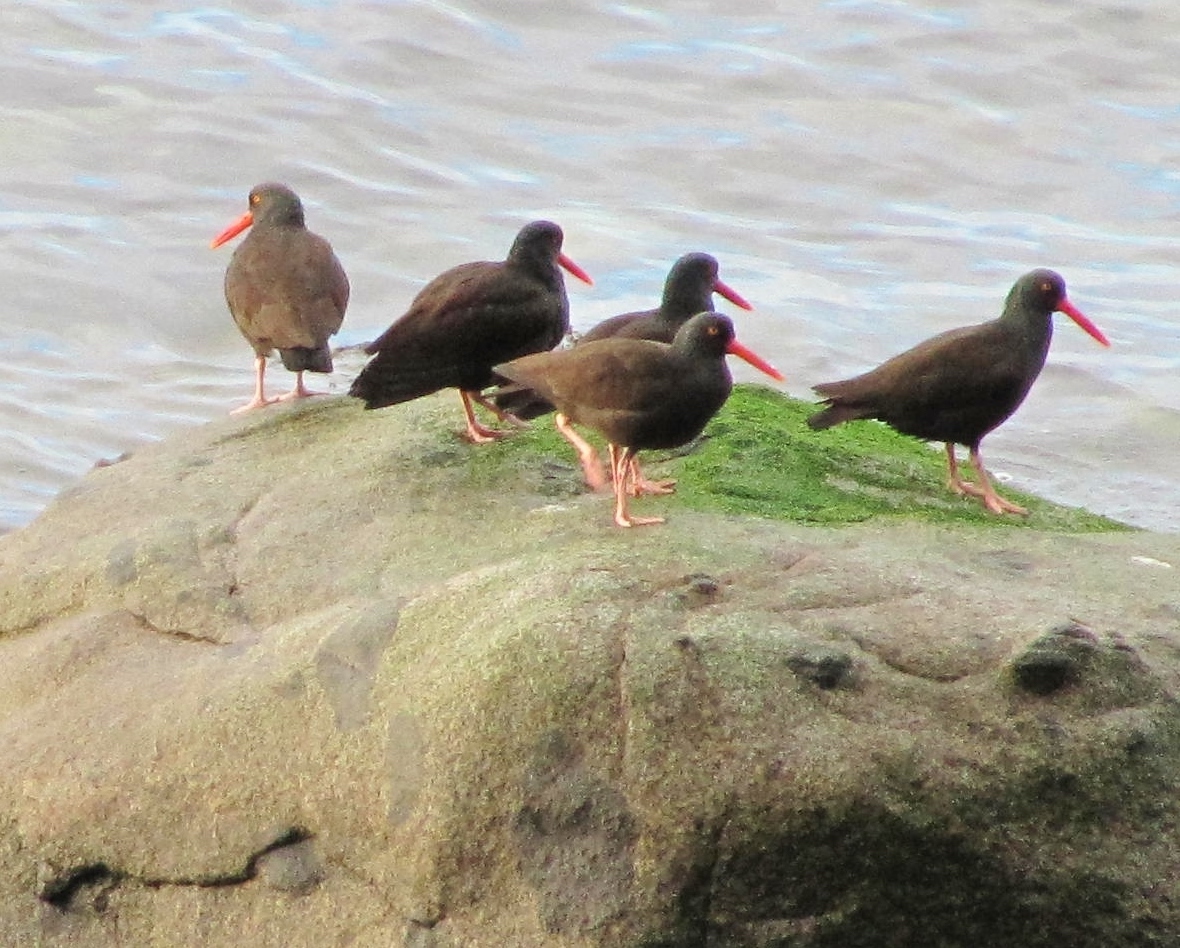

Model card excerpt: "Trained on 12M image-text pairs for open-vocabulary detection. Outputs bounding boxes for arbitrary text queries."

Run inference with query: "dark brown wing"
[810,320,1042,446]
[498,338,730,450]
[352,260,567,407]
[580,306,666,344]
[226,229,347,352]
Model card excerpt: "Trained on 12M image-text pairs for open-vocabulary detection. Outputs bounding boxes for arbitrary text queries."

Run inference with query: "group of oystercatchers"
[210,182,1110,527]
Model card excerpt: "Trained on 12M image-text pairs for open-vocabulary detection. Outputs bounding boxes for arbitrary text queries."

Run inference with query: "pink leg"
[459,391,509,443]
[944,443,972,495]
[471,392,530,429]
[945,443,1027,515]
[967,446,1028,515]
[627,456,676,496]
[276,370,325,403]
[232,355,280,414]
[555,413,608,491]
[610,445,664,528]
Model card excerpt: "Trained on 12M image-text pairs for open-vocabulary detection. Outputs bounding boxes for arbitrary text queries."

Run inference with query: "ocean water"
[1,0,1178,531]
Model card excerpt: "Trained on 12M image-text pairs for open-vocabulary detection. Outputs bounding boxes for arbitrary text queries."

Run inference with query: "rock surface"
[2,393,1180,947]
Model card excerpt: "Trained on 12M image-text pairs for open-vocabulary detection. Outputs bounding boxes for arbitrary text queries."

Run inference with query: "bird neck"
[997,303,1053,366]
[663,287,713,319]
[261,205,305,229]
[514,252,564,290]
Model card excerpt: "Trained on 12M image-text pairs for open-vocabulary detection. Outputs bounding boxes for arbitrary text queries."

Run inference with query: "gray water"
[1,0,1178,532]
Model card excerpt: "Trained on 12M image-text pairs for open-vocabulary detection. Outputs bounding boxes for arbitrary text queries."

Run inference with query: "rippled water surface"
[1,0,1178,531]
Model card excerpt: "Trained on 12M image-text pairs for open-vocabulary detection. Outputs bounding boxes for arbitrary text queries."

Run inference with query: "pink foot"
[610,445,666,527]
[459,391,515,443]
[231,394,279,414]
[631,476,677,497]
[463,422,510,444]
[615,513,666,528]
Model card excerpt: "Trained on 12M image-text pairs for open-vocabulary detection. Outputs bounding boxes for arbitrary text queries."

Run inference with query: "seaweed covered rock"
[0,391,1179,947]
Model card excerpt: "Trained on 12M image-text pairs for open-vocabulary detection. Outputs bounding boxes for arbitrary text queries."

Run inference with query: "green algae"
[476,384,1129,532]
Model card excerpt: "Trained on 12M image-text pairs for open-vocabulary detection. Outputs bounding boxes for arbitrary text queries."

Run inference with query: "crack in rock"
[39,863,120,911]
[126,609,225,645]
[38,827,317,911]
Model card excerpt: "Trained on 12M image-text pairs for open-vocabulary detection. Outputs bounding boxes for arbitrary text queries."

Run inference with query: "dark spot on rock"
[1012,651,1077,695]
[1006,620,1161,713]
[38,863,119,911]
[1009,622,1097,696]
[787,648,855,690]
[676,573,722,608]
[653,801,1133,947]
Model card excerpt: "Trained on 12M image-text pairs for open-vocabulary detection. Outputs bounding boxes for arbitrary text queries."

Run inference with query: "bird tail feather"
[279,346,333,373]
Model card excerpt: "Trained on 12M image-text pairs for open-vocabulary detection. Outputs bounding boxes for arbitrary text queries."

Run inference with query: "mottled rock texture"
[2,393,1179,947]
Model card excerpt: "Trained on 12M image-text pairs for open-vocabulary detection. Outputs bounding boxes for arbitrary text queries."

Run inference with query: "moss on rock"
[0,390,1175,948]
[479,384,1129,531]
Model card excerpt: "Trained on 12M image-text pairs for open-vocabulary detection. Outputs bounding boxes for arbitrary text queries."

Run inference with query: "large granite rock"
[1,394,1179,947]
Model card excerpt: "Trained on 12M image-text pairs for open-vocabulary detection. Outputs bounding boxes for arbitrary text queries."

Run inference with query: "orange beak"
[1058,297,1110,347]
[726,339,785,382]
[210,211,254,249]
[558,253,593,286]
[715,278,753,311]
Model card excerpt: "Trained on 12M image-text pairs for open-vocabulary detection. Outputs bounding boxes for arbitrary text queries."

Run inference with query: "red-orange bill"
[558,253,593,286]
[210,211,254,249]
[714,278,753,311]
[1058,298,1110,347]
[726,339,784,382]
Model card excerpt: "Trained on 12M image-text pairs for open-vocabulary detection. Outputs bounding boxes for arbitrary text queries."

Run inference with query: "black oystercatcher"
[806,269,1110,515]
[497,250,752,417]
[582,251,752,344]
[496,251,753,492]
[210,183,349,414]
[349,221,592,443]
[495,312,785,527]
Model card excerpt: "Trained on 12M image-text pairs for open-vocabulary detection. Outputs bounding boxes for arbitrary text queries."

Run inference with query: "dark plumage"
[807,268,1110,514]
[495,312,784,527]
[349,220,591,443]
[496,251,752,423]
[211,182,349,413]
